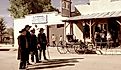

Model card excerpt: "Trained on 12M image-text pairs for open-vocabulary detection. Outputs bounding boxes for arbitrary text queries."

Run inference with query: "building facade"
[14,12,67,47]
[63,0,121,47]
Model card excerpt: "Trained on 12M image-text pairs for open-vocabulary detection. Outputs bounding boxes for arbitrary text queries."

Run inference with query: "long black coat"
[26,31,31,48]
[30,34,37,51]
[17,35,28,61]
[38,33,47,50]
[19,35,28,50]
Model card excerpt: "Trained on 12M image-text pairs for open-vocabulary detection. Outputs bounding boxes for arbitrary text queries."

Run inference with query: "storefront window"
[57,24,64,28]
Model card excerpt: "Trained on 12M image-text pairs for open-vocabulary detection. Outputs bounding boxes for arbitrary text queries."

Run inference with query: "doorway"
[108,18,120,47]
[47,24,64,46]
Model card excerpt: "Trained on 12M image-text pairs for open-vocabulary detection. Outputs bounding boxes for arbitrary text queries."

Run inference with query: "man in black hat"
[24,25,31,64]
[30,28,39,63]
[38,28,48,60]
[17,29,28,69]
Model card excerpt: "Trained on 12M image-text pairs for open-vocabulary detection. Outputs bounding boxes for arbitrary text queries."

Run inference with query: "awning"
[62,11,121,22]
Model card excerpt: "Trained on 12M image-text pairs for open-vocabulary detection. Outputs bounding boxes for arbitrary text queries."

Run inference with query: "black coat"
[18,35,28,50]
[30,34,37,51]
[26,31,31,47]
[17,35,28,61]
[38,33,47,50]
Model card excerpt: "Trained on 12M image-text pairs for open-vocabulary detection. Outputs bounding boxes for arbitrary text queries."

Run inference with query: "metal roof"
[62,11,121,21]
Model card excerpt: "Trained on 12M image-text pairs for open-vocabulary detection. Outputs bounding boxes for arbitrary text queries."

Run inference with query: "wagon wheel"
[57,41,67,54]
[66,44,76,54]
[87,43,95,50]
[74,45,84,54]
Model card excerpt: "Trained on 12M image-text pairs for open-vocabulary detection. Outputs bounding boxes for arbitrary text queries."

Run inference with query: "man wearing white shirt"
[51,34,56,47]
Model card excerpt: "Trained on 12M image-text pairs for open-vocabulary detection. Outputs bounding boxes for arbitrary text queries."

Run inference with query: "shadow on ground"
[77,50,96,54]
[27,57,84,70]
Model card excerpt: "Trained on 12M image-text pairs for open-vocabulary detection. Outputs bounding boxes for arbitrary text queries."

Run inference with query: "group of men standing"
[94,30,112,49]
[17,25,48,69]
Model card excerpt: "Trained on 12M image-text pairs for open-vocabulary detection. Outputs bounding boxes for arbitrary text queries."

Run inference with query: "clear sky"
[0,0,89,28]
[0,0,13,28]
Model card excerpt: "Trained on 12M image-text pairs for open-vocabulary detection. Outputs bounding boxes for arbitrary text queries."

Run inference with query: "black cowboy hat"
[39,28,45,32]
[25,25,32,28]
[30,28,35,33]
[19,29,26,33]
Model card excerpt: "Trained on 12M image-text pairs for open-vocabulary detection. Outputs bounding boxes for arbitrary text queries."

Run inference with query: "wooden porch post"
[64,22,66,41]
[89,20,92,41]
[116,20,121,25]
[116,20,121,46]
[70,22,73,35]
[86,20,95,41]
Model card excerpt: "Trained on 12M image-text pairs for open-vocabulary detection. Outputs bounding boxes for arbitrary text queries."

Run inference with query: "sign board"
[32,15,48,24]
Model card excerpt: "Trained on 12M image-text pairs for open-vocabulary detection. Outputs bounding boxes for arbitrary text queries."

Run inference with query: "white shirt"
[52,36,56,41]
[107,32,111,40]
[35,28,39,37]
[59,37,63,41]
[101,33,105,38]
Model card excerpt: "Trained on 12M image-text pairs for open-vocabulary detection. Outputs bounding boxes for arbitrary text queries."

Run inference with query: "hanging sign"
[32,15,48,24]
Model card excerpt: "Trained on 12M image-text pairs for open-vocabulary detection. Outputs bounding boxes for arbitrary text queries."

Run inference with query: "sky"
[0,0,89,28]
[0,0,13,28]
[51,0,89,11]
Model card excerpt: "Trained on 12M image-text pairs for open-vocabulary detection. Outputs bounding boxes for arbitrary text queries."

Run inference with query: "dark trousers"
[39,48,47,60]
[31,50,39,62]
[52,41,56,47]
[59,41,63,45]
[26,48,30,64]
[19,61,26,69]
[19,48,28,69]
[101,38,106,49]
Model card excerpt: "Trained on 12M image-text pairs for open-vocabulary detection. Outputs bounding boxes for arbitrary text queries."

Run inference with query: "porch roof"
[62,11,121,22]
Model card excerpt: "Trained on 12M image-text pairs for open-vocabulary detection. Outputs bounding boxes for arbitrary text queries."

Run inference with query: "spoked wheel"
[57,41,67,54]
[74,45,84,54]
[66,44,76,54]
[87,43,95,50]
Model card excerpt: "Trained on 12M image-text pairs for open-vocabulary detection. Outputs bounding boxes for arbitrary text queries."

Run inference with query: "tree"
[0,17,6,43]
[6,28,14,36]
[9,0,58,18]
[5,28,14,44]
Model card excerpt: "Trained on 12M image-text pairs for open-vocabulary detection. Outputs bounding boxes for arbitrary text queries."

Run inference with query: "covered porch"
[62,11,121,48]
